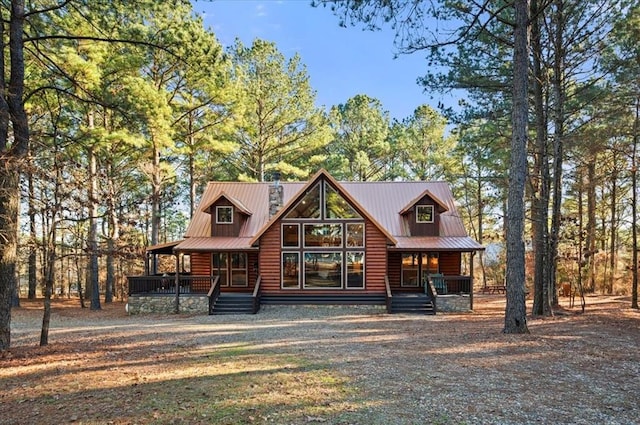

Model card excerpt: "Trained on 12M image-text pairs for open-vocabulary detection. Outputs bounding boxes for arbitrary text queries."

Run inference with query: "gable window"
[216,206,233,224]
[280,178,366,290]
[416,205,434,223]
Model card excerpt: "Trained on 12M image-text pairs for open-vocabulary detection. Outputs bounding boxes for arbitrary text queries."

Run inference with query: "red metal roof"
[181,170,483,252]
[391,236,485,251]
[174,237,257,252]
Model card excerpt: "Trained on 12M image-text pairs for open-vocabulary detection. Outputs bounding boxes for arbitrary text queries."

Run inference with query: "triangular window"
[286,183,321,219]
[325,184,361,219]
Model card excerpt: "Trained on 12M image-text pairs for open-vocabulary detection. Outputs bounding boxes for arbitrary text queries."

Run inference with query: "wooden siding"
[209,199,245,237]
[439,252,461,275]
[259,224,282,292]
[387,252,402,288]
[406,194,441,237]
[191,252,211,276]
[364,220,387,293]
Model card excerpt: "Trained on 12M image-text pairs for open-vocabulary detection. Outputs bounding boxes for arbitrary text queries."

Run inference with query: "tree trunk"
[504,0,530,334]
[531,0,552,316]
[28,155,37,299]
[0,0,29,351]
[585,159,597,292]
[632,96,639,310]
[87,113,101,310]
[607,150,617,295]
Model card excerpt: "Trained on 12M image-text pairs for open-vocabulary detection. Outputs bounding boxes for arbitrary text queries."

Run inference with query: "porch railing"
[385,276,392,313]
[252,276,262,314]
[432,276,473,295]
[128,275,215,295]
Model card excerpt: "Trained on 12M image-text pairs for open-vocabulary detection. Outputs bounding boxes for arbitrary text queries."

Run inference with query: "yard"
[1,295,638,425]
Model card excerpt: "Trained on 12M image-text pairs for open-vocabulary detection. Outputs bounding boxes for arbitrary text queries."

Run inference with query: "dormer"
[200,192,252,237]
[399,190,449,237]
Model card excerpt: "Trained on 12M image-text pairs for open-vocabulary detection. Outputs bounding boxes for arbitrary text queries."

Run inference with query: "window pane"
[304,224,342,247]
[230,253,247,287]
[401,253,419,287]
[216,206,233,223]
[304,252,342,288]
[286,184,321,219]
[213,253,228,287]
[282,224,299,247]
[325,184,361,219]
[421,253,439,275]
[346,223,365,247]
[282,252,300,289]
[346,252,364,289]
[416,205,433,223]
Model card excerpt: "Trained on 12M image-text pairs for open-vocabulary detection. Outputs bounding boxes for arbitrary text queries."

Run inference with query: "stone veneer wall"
[436,294,471,312]
[127,294,209,315]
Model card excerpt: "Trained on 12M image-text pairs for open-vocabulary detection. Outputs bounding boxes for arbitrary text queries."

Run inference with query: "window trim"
[216,206,234,224]
[282,224,300,248]
[345,251,365,289]
[281,252,301,289]
[416,205,434,223]
[303,251,343,290]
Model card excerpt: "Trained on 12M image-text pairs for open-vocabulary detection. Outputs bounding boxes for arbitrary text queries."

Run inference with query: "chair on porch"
[429,273,447,295]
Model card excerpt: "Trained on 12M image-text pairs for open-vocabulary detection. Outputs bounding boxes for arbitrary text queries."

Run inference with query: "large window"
[304,252,342,289]
[280,179,365,290]
[213,252,247,287]
[230,253,248,287]
[304,224,342,247]
[346,252,364,288]
[401,254,419,287]
[401,252,439,287]
[282,253,300,289]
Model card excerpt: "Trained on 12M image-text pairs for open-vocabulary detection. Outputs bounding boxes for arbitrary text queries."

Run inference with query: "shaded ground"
[1,295,638,425]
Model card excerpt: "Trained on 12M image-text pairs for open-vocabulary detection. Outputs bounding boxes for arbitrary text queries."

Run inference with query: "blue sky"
[191,0,451,121]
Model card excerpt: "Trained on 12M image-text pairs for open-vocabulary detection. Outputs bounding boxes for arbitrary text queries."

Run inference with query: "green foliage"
[327,94,391,181]
[222,39,331,182]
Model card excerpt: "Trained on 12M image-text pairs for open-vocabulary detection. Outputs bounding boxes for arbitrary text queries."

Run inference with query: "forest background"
[0,0,639,349]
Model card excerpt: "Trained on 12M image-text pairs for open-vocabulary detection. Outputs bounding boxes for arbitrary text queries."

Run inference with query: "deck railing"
[436,276,473,295]
[128,275,215,295]
[252,276,262,314]
[384,276,392,313]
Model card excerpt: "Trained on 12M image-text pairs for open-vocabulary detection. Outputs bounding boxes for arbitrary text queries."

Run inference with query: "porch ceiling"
[390,236,485,251]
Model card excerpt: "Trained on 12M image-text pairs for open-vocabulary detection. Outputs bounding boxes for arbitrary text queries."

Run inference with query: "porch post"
[174,252,180,314]
[470,251,475,310]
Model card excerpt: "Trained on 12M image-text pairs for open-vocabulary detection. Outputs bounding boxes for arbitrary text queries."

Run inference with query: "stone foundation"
[437,294,471,312]
[127,294,209,315]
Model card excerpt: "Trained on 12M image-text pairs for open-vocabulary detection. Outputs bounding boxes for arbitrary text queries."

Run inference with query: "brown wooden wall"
[191,252,211,275]
[439,252,461,275]
[209,199,246,237]
[387,252,402,288]
[363,220,387,293]
[259,224,281,292]
[406,194,440,237]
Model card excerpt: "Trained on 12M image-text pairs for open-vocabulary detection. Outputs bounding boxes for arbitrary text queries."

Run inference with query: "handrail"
[207,275,220,297]
[252,275,262,314]
[385,276,392,313]
[252,275,262,298]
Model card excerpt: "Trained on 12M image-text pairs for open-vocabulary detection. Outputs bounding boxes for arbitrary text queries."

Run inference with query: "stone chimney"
[268,171,283,217]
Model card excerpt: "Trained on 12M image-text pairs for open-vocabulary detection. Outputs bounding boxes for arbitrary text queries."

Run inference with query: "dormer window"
[216,206,233,224]
[416,205,434,223]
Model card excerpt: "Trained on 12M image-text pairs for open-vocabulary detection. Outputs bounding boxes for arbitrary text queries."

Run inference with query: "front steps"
[389,293,435,315]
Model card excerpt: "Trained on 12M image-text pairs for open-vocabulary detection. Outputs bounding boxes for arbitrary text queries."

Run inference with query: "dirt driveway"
[1,295,638,425]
